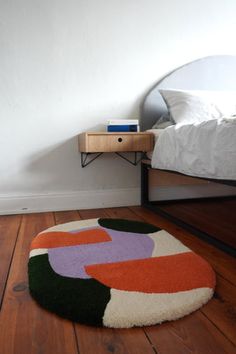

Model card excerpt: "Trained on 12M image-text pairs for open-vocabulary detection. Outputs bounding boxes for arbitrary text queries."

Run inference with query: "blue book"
[107,125,139,132]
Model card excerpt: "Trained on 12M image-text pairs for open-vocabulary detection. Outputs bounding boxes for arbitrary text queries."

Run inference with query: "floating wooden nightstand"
[79,132,154,167]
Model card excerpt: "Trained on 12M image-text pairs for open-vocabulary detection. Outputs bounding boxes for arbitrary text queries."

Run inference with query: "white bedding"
[151,118,236,180]
[146,128,164,159]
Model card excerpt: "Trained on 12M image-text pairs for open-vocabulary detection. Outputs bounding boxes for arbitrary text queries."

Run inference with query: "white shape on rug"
[103,287,213,328]
[148,230,190,257]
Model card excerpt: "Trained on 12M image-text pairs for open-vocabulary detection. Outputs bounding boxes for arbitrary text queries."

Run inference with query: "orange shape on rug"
[86,252,215,293]
[30,228,111,250]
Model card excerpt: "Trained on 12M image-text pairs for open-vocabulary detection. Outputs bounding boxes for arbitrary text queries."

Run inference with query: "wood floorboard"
[104,207,143,221]
[0,215,21,307]
[54,210,81,224]
[78,208,109,219]
[0,213,78,354]
[144,311,236,354]
[0,207,235,354]
[201,274,236,346]
[76,325,158,354]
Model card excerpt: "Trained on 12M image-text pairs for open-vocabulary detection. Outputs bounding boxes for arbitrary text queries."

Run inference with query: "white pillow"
[159,89,236,124]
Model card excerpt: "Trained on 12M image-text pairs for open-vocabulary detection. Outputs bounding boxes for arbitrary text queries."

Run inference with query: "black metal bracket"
[81,151,144,167]
[115,152,144,166]
[81,152,103,168]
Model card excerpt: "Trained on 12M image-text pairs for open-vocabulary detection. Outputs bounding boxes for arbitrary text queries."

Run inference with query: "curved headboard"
[141,55,236,131]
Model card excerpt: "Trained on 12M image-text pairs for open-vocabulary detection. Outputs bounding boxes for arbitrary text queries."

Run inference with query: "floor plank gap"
[0,215,23,310]
[73,323,81,354]
[199,310,236,347]
[143,329,160,354]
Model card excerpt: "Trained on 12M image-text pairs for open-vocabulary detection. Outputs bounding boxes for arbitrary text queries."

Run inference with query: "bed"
[140,55,236,254]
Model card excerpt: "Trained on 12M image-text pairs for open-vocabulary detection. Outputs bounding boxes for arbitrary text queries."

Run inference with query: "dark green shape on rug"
[98,218,160,234]
[28,254,111,326]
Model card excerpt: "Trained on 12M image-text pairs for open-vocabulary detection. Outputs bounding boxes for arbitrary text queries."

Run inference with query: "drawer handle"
[118,137,123,142]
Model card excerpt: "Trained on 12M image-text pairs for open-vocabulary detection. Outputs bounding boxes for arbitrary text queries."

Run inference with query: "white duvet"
[151,118,236,180]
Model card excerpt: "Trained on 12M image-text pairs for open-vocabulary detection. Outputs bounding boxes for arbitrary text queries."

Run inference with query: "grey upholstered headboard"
[141,55,236,131]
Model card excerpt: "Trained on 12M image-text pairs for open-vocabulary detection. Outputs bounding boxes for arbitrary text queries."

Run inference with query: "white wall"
[1,0,236,214]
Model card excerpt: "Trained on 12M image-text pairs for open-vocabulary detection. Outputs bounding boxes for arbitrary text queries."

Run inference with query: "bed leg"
[141,162,149,206]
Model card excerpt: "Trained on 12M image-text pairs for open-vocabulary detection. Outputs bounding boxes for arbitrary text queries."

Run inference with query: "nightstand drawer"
[79,133,154,153]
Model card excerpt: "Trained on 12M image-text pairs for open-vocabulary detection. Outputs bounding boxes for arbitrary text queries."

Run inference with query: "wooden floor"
[0,206,235,354]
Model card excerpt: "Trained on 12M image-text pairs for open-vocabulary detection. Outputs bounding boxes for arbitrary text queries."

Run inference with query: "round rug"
[28,218,215,328]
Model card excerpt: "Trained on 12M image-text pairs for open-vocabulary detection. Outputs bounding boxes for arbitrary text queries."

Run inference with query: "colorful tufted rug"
[28,218,215,328]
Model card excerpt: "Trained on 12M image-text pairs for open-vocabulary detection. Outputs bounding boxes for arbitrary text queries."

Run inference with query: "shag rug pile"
[28,218,215,328]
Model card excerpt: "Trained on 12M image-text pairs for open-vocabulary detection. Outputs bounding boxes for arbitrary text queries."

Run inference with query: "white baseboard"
[0,188,140,215]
